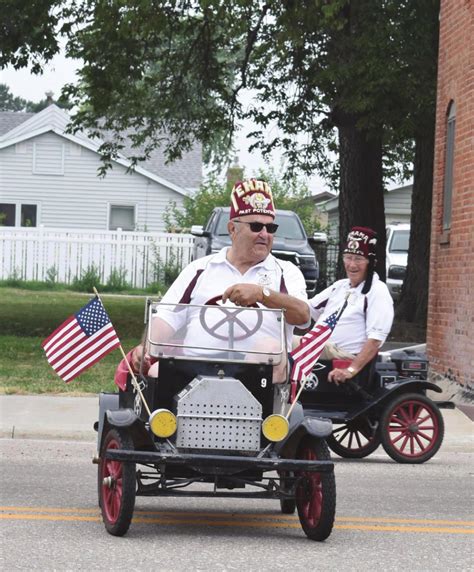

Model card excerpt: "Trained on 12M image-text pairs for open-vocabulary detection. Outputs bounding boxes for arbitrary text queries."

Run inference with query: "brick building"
[427,0,473,390]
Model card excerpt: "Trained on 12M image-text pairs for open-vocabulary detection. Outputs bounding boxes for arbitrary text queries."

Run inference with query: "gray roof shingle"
[0,111,34,136]
[0,111,203,190]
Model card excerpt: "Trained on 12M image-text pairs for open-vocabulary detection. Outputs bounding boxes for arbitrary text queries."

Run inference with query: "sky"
[1,55,330,195]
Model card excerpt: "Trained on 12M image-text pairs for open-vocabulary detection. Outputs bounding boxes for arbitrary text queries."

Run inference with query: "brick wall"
[427,0,474,390]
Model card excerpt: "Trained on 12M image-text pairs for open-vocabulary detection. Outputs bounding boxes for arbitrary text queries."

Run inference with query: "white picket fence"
[0,226,195,288]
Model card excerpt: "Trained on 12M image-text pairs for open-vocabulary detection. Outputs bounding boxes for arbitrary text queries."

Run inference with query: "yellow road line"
[1,506,473,527]
[0,511,473,534]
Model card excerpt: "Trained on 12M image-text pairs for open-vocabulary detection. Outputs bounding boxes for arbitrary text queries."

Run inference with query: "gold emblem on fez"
[243,192,271,210]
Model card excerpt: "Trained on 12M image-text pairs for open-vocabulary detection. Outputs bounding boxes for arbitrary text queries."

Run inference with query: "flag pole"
[285,375,310,419]
[286,292,351,420]
[93,287,152,418]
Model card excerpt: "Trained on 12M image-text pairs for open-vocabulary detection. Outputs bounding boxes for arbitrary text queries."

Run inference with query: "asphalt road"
[1,438,472,571]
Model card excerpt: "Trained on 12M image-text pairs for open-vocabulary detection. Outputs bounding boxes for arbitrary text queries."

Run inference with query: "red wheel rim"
[297,447,322,527]
[101,438,123,524]
[386,399,439,458]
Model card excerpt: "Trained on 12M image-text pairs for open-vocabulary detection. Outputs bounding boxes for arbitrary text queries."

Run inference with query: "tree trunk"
[337,117,386,280]
[396,122,434,325]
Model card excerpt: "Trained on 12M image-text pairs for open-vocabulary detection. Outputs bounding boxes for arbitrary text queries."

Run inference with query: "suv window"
[274,213,306,240]
[389,230,409,252]
[214,213,229,236]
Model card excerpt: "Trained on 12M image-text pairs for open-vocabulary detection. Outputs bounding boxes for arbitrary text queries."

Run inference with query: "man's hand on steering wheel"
[222,283,264,307]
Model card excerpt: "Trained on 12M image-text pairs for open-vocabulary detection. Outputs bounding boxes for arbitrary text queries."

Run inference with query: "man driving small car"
[114,178,310,387]
[308,226,394,385]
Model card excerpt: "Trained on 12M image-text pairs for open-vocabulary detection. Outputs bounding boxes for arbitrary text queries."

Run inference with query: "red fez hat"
[344,226,378,259]
[229,179,275,219]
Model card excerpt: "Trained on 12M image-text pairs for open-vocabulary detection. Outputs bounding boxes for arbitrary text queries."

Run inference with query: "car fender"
[96,396,154,452]
[95,392,120,452]
[346,380,442,422]
[275,414,333,458]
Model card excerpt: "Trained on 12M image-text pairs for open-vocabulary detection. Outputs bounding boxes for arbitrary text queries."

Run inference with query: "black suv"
[191,207,319,296]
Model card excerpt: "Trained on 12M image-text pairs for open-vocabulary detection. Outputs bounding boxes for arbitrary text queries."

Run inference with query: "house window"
[0,203,38,227]
[21,204,37,227]
[443,101,455,230]
[109,205,135,231]
[0,203,16,226]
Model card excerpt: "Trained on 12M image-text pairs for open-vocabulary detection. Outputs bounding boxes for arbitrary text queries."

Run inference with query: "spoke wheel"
[295,437,336,541]
[99,428,136,536]
[327,417,381,459]
[380,393,444,464]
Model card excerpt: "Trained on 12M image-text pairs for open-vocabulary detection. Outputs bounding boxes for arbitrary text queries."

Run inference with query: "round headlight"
[262,414,289,442]
[149,408,177,438]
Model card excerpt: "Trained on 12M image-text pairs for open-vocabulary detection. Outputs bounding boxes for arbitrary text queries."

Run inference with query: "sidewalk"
[0,394,472,451]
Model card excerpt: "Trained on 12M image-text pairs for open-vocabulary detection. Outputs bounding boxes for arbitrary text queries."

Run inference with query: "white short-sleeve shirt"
[309,273,394,354]
[157,247,308,350]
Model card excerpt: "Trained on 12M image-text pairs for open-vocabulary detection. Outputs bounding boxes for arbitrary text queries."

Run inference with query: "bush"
[103,268,129,292]
[71,264,103,292]
[45,265,58,286]
[3,268,22,288]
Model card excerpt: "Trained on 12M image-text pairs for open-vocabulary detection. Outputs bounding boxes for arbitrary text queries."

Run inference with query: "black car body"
[191,207,319,296]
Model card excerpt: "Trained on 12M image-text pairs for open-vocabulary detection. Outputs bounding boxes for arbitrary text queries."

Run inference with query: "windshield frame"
[146,301,287,364]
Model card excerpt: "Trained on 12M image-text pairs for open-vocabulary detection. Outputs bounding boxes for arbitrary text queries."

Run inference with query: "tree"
[387,0,440,325]
[0,83,28,111]
[164,170,319,234]
[1,0,439,324]
[0,83,72,112]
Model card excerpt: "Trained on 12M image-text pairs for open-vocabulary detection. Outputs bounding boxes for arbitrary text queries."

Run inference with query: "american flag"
[290,310,341,382]
[42,297,120,383]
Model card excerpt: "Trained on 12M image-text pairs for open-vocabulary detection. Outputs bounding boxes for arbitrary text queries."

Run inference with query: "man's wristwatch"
[347,366,357,377]
[261,286,271,303]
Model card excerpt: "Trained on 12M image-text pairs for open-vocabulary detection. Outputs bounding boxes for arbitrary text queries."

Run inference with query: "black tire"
[380,393,444,464]
[327,417,381,459]
[280,498,297,514]
[99,428,136,536]
[295,437,336,541]
[279,471,296,514]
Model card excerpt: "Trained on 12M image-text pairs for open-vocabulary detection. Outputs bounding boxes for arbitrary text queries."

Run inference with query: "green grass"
[0,288,151,395]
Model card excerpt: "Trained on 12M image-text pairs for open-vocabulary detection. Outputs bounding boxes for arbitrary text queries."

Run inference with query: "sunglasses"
[233,220,279,234]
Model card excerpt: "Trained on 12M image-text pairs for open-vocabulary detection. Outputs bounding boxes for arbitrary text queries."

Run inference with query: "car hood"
[272,237,314,255]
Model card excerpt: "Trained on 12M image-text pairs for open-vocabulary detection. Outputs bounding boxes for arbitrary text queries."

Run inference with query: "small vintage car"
[300,347,453,463]
[95,300,336,539]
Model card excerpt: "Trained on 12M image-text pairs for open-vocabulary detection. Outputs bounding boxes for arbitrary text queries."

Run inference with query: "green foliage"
[0,82,71,112]
[71,264,103,293]
[150,246,182,289]
[165,171,323,235]
[103,267,129,292]
[164,177,231,231]
[1,2,437,182]
[3,268,22,288]
[45,265,58,286]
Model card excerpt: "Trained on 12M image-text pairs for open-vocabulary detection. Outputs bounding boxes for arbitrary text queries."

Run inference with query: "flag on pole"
[42,297,120,383]
[290,310,343,383]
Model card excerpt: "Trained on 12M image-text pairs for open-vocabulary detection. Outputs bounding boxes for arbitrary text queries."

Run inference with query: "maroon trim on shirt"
[178,268,205,303]
[279,274,288,294]
[314,299,328,310]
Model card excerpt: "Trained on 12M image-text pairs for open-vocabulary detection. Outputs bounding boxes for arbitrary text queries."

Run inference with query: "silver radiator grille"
[174,376,262,452]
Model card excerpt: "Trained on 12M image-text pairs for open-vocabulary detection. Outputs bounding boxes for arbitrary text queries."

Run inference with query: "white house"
[319,184,413,240]
[0,105,202,232]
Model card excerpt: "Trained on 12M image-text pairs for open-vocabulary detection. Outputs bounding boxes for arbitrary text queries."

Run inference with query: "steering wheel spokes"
[200,295,263,342]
